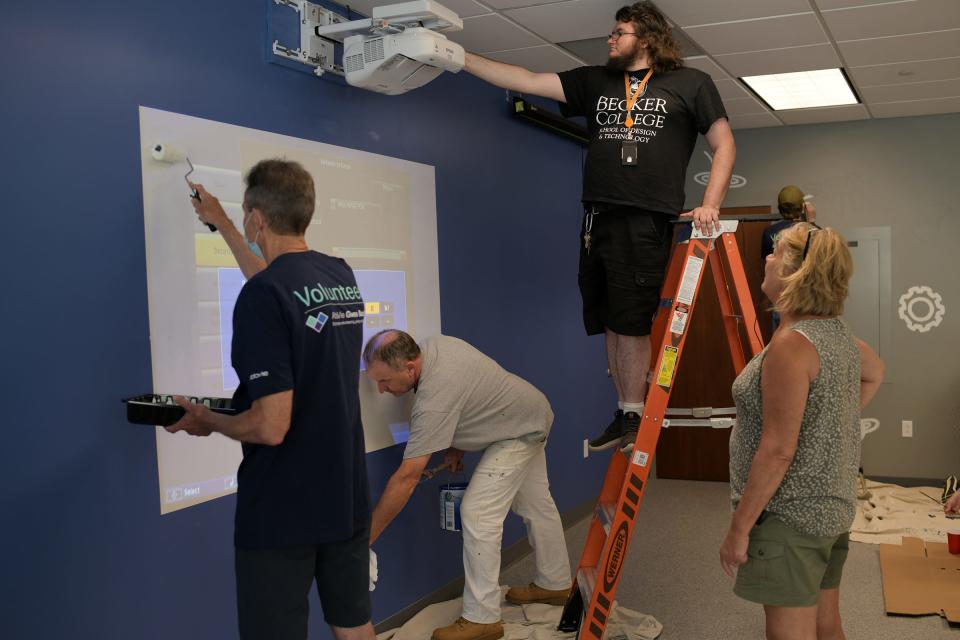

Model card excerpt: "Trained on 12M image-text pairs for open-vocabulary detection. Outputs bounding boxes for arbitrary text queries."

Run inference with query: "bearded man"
[464,1,736,451]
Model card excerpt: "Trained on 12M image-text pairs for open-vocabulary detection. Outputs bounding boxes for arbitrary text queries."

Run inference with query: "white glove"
[369,548,378,592]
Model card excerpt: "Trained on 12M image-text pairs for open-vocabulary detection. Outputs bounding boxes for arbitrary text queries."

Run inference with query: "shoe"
[505,582,570,606]
[588,410,624,451]
[431,618,503,640]
[618,411,641,453]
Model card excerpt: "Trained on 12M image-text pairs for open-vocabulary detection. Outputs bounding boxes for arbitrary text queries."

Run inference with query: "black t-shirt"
[558,65,727,214]
[761,219,798,261]
[231,251,369,549]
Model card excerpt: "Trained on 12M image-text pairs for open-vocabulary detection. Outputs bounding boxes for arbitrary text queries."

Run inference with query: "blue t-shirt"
[761,219,798,262]
[230,251,369,549]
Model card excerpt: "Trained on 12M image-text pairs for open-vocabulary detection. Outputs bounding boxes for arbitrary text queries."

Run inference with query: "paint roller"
[150,142,217,232]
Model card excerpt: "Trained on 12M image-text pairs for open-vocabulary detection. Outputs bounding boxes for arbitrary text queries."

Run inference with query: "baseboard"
[868,475,947,488]
[373,497,595,633]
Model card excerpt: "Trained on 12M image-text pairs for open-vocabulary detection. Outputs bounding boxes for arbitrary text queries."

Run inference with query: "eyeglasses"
[801,223,822,262]
[609,30,639,40]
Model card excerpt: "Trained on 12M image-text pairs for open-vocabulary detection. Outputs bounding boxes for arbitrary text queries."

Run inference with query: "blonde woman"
[720,223,885,640]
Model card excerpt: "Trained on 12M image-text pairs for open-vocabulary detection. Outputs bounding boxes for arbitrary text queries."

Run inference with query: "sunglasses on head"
[801,223,823,261]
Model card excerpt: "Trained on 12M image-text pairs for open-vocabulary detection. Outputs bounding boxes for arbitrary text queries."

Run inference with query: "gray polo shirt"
[402,336,554,459]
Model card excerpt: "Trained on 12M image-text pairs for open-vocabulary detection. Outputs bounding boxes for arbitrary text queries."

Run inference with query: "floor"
[500,473,959,639]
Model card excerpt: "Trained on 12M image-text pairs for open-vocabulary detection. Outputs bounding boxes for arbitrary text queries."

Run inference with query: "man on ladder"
[560,218,764,640]
[461,2,736,452]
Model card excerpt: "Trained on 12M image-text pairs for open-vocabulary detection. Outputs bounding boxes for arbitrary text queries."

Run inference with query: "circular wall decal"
[897,285,945,333]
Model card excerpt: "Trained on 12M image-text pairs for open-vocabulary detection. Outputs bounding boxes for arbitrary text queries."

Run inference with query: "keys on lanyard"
[583,210,595,254]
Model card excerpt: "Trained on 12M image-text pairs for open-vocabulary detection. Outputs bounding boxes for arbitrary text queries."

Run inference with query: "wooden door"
[654,207,776,481]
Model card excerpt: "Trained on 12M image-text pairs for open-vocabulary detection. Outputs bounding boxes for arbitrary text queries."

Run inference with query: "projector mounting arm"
[271,0,462,77]
[272,0,346,76]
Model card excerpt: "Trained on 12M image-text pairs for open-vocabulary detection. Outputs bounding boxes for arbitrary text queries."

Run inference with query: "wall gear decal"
[898,285,945,333]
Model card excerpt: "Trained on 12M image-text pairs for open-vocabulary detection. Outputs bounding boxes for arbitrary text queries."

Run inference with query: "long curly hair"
[615,2,685,73]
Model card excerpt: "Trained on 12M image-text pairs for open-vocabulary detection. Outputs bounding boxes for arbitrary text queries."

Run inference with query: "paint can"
[439,482,468,532]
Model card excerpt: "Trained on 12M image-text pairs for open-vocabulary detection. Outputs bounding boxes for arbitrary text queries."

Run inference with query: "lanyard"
[623,68,654,129]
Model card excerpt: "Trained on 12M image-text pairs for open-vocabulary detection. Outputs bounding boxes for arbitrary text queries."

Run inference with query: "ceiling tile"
[716,44,841,78]
[823,0,960,42]
[339,0,491,19]
[849,56,960,87]
[672,27,705,57]
[714,78,752,100]
[653,0,812,28]
[440,0,494,19]
[503,0,625,42]
[727,112,783,129]
[838,29,960,67]
[723,96,769,116]
[684,13,827,56]
[683,56,732,79]
[775,104,870,125]
[817,0,919,9]
[480,0,561,8]
[485,45,583,73]
[557,37,607,66]
[860,78,960,103]
[446,13,543,52]
[869,95,960,118]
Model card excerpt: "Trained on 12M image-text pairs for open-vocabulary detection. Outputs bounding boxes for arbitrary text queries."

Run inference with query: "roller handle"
[190,189,217,232]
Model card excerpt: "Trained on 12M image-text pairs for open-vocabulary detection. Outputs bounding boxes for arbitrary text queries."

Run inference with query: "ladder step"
[597,500,616,533]
[577,566,597,605]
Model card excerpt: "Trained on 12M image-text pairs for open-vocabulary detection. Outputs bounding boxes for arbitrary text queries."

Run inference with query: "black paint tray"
[122,394,237,426]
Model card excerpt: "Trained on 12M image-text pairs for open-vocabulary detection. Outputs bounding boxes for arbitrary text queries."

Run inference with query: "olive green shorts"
[734,513,849,608]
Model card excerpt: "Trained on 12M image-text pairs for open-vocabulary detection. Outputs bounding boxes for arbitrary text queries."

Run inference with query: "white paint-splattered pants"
[460,437,571,624]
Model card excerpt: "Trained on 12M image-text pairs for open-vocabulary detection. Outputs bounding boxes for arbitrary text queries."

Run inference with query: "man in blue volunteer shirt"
[170,159,374,640]
[461,1,736,453]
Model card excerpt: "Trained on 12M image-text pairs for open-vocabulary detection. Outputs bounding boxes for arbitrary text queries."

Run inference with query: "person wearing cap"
[363,330,570,640]
[761,185,817,263]
[462,1,736,455]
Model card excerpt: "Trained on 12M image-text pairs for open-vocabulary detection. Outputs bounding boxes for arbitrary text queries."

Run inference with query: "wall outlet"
[901,420,913,438]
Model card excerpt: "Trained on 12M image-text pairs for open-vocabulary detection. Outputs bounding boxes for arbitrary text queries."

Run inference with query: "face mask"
[247,235,263,259]
[243,209,264,259]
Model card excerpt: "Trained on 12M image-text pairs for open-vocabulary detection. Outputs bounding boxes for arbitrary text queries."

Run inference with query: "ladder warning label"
[677,255,704,304]
[632,450,650,467]
[657,345,678,387]
[670,307,689,335]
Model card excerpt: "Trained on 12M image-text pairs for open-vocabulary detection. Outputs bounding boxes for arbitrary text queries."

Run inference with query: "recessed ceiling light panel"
[741,68,859,111]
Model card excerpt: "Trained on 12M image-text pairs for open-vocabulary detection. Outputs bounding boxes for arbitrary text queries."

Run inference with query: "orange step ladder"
[558,219,765,638]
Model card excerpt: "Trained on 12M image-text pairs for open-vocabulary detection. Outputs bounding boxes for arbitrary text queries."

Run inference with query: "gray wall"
[684,113,960,479]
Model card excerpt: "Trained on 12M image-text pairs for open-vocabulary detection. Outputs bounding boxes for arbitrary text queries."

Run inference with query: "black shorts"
[235,522,371,638]
[578,205,674,337]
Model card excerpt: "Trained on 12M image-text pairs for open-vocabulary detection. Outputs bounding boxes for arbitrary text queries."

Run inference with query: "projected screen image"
[139,107,440,514]
[218,268,409,389]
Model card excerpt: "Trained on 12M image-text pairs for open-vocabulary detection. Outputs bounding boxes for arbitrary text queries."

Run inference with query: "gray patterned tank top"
[729,318,861,536]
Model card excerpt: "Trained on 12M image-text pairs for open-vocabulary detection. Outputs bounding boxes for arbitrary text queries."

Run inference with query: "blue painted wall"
[0,1,614,638]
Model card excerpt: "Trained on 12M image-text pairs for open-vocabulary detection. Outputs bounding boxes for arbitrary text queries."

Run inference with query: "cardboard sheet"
[879,537,960,623]
[851,480,954,545]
